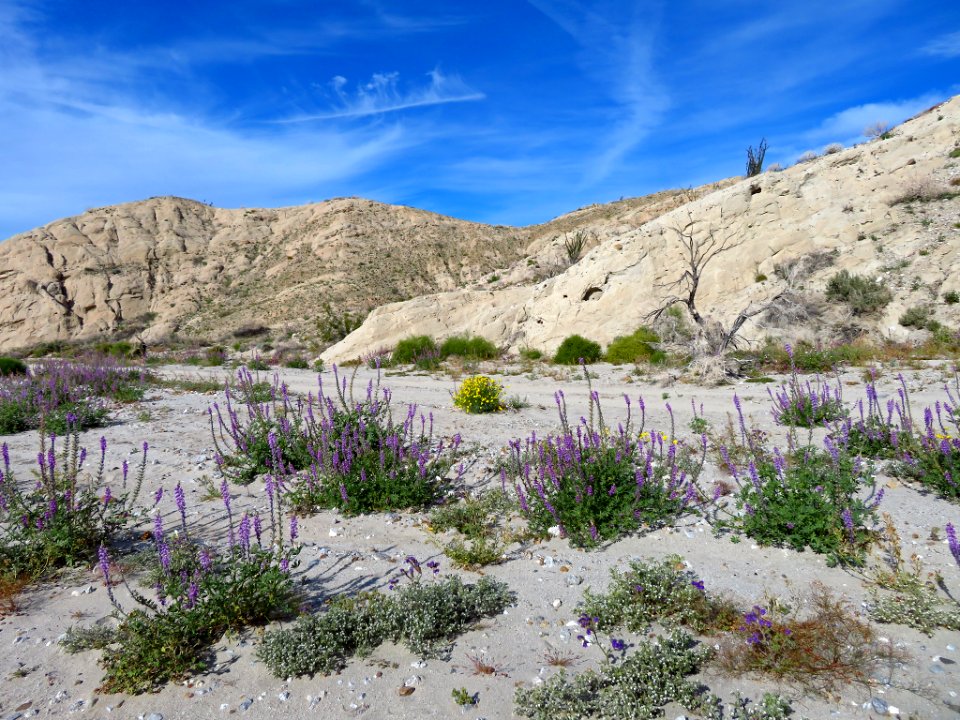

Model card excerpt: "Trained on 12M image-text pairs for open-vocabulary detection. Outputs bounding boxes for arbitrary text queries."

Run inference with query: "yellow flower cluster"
[638,430,679,445]
[453,375,505,414]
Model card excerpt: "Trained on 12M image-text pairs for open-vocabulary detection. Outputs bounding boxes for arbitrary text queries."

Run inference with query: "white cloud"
[922,30,960,59]
[802,93,944,144]
[0,3,454,238]
[277,69,485,122]
[526,0,669,183]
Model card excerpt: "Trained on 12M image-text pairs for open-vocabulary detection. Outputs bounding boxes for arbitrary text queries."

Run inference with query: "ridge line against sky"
[0,0,958,240]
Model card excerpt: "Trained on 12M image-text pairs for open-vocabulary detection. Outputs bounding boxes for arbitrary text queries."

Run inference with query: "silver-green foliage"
[868,578,960,635]
[514,631,717,720]
[257,576,514,677]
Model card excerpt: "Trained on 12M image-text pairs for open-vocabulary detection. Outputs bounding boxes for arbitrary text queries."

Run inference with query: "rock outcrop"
[323,96,960,362]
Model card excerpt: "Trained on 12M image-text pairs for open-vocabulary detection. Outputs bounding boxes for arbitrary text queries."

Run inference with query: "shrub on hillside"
[553,335,602,365]
[825,271,892,315]
[605,327,666,365]
[439,335,499,360]
[452,375,504,413]
[391,335,439,365]
[899,306,936,330]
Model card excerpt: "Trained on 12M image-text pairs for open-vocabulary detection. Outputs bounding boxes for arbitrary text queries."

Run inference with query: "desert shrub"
[504,370,707,547]
[893,396,960,500]
[581,556,739,634]
[391,335,438,365]
[553,335,602,365]
[94,341,135,359]
[605,327,665,365]
[767,347,846,428]
[719,436,880,565]
[825,270,892,315]
[246,356,270,371]
[899,306,935,329]
[0,430,147,583]
[439,335,499,360]
[184,346,226,367]
[0,357,28,376]
[317,302,366,343]
[519,348,543,361]
[452,375,504,413]
[716,583,900,693]
[824,142,843,154]
[829,374,908,459]
[514,631,717,720]
[233,324,269,338]
[945,291,960,305]
[257,569,513,677]
[213,366,459,512]
[429,491,514,569]
[283,355,309,369]
[865,515,960,634]
[0,356,147,434]
[88,485,299,693]
[889,178,959,205]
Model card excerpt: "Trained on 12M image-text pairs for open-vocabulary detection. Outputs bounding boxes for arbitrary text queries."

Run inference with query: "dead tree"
[648,218,780,356]
[648,219,740,327]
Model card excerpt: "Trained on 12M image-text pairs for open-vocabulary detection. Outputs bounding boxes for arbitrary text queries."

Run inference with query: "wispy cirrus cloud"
[923,30,960,59]
[277,69,485,122]
[526,0,669,183]
[802,92,945,145]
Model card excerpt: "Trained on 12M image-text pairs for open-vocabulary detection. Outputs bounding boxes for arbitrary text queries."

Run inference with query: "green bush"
[283,355,310,369]
[391,335,438,365]
[553,335,602,365]
[514,631,716,720]
[439,335,499,360]
[0,357,28,376]
[94,341,135,359]
[256,573,514,677]
[825,271,892,315]
[604,327,665,365]
[580,556,739,634]
[944,290,960,305]
[519,348,543,361]
[899,306,935,330]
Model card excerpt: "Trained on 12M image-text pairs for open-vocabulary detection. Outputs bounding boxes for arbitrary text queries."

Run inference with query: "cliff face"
[323,97,960,362]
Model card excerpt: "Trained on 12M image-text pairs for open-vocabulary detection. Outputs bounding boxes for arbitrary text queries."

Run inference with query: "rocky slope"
[323,96,960,363]
[0,198,534,351]
[0,182,732,353]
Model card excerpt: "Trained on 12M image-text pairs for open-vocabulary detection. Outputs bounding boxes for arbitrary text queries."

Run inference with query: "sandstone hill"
[0,178,731,353]
[323,95,960,363]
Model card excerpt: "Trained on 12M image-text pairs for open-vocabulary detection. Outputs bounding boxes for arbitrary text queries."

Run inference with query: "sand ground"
[1,361,959,719]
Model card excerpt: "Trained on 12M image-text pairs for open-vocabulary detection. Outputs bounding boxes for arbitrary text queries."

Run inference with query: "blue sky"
[1,0,958,239]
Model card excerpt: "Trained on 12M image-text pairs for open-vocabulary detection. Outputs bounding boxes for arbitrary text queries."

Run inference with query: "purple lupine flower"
[289,515,299,542]
[198,549,213,572]
[153,512,164,544]
[426,560,440,575]
[158,541,171,573]
[339,482,349,504]
[238,513,251,552]
[186,582,199,609]
[691,579,705,592]
[280,557,290,572]
[842,508,855,542]
[153,486,164,507]
[589,524,598,542]
[102,486,112,506]
[610,638,626,651]
[946,523,959,568]
[253,515,263,544]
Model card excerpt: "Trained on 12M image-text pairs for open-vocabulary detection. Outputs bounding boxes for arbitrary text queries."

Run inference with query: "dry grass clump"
[716,582,906,694]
